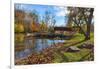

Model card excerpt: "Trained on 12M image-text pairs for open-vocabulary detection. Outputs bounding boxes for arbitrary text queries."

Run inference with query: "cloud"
[53,6,70,17]
[56,11,66,16]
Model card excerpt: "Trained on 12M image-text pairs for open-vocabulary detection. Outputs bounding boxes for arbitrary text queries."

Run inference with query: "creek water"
[15,35,65,59]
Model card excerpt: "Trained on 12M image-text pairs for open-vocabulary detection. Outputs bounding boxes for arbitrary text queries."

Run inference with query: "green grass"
[64,32,94,47]
[62,49,91,62]
[64,33,85,47]
[53,32,94,62]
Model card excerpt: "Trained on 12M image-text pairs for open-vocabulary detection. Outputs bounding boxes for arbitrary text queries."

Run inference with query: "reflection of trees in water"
[15,35,65,59]
[24,37,36,53]
[32,38,57,53]
[15,34,25,43]
[34,39,48,52]
[53,39,55,46]
[41,39,46,50]
[15,34,64,53]
[15,37,36,59]
[25,37,33,46]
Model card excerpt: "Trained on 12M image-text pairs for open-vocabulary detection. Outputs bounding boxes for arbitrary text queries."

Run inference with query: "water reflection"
[15,34,65,60]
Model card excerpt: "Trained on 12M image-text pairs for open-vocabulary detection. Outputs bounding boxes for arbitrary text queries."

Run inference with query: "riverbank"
[15,33,94,65]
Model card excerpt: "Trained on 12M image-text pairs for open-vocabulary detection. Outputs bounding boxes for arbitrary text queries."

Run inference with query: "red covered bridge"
[54,27,73,31]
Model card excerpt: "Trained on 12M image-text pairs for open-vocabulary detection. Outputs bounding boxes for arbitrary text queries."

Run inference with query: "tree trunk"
[85,8,94,40]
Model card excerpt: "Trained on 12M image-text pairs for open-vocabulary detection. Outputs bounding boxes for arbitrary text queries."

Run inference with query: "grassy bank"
[53,32,94,63]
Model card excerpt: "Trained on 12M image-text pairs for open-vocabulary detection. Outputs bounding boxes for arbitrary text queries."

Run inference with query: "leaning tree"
[67,7,94,40]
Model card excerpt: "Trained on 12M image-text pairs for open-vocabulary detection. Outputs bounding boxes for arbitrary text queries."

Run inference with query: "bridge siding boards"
[54,27,73,31]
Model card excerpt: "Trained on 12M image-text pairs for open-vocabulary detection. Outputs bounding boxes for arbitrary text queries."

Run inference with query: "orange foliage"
[30,22,40,32]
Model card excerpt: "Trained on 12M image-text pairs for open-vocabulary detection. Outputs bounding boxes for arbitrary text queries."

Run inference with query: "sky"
[15,3,70,26]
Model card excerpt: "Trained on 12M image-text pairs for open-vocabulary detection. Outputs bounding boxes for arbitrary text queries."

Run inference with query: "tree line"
[15,6,94,40]
[15,8,56,33]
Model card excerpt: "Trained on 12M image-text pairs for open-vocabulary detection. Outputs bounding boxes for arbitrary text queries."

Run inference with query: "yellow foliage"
[30,22,40,32]
[15,23,24,32]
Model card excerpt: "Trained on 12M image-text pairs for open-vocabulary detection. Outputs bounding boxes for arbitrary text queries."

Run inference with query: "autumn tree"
[15,9,25,33]
[29,10,40,32]
[40,20,48,32]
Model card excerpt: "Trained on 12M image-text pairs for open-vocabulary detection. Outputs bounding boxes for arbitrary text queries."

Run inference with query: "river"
[15,34,65,60]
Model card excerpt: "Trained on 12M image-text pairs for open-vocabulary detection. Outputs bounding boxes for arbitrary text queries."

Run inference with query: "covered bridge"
[54,27,78,35]
[54,27,73,31]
